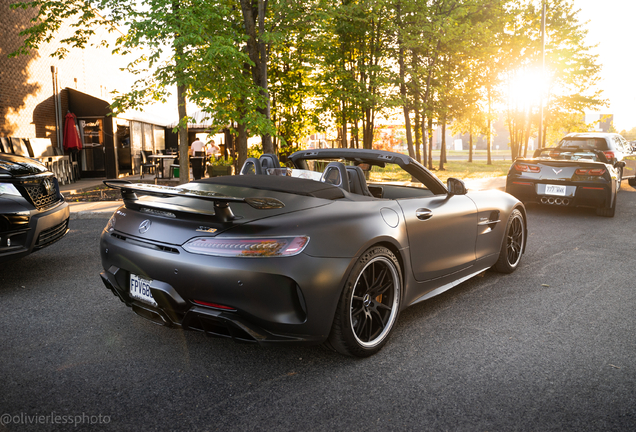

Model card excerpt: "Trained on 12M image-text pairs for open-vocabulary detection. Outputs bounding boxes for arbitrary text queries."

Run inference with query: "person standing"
[206,140,220,157]
[190,137,205,156]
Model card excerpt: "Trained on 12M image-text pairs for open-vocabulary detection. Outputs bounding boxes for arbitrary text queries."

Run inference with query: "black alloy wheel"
[493,208,525,273]
[326,246,401,357]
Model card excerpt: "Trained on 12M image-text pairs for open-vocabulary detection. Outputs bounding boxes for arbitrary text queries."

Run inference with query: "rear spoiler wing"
[104,180,284,222]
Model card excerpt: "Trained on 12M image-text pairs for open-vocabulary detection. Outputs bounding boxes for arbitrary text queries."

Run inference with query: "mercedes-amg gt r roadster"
[100,148,526,357]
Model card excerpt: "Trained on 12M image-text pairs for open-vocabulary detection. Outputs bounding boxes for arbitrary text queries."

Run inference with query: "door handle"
[416,208,433,220]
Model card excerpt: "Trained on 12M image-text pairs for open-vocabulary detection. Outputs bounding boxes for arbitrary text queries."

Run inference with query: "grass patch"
[370,159,511,183]
[428,159,512,183]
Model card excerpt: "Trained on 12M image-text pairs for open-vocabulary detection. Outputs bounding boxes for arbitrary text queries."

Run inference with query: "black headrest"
[320,161,349,192]
[239,157,264,175]
[346,165,372,196]
[259,154,281,170]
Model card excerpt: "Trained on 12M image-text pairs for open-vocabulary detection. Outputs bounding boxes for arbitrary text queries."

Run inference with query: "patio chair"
[140,150,156,179]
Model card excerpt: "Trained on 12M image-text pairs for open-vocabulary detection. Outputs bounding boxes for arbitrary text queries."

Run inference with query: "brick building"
[0,1,170,178]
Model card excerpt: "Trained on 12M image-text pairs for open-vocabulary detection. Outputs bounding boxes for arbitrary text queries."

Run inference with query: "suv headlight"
[0,183,21,196]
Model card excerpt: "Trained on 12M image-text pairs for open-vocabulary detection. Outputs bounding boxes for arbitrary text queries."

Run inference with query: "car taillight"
[183,236,309,257]
[514,163,539,172]
[603,151,616,160]
[575,168,606,176]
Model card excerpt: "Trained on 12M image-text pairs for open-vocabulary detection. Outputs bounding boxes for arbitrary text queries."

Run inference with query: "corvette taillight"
[183,236,309,257]
[575,168,606,176]
[514,163,540,172]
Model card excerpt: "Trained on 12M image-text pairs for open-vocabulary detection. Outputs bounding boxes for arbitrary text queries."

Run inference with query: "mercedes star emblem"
[139,219,152,234]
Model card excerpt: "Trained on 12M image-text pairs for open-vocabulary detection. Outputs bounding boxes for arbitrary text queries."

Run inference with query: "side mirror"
[615,161,626,169]
[447,178,467,196]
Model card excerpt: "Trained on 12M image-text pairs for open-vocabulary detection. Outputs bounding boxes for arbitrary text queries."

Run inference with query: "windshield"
[557,137,608,151]
[534,148,605,163]
[291,158,429,188]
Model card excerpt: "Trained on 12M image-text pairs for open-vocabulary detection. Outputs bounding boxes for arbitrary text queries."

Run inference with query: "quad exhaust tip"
[541,197,570,206]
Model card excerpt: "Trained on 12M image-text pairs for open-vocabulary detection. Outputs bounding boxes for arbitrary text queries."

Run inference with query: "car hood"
[0,153,48,177]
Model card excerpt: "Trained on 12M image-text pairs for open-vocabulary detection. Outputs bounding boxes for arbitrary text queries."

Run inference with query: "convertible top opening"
[194,175,346,200]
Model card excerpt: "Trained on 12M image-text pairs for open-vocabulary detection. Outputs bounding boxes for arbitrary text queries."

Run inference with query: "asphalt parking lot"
[1,187,635,431]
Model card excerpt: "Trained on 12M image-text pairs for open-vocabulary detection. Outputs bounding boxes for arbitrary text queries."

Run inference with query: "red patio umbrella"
[63,112,82,151]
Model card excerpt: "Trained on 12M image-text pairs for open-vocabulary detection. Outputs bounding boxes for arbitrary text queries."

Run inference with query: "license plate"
[545,184,566,196]
[130,274,157,306]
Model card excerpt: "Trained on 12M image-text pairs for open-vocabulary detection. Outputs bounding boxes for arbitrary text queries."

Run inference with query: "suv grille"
[23,177,63,210]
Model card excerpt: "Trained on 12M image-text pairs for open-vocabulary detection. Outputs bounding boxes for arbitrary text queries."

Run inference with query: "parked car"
[0,153,70,262]
[556,132,636,189]
[100,148,526,357]
[506,146,620,217]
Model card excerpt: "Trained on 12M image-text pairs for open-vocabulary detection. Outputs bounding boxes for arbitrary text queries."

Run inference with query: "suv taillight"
[603,151,617,161]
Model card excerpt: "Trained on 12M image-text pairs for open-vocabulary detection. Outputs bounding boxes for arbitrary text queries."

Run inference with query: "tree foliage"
[10,0,606,169]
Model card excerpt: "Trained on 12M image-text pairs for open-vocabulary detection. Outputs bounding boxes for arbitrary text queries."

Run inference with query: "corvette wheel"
[596,194,616,217]
[326,246,401,357]
[493,208,525,274]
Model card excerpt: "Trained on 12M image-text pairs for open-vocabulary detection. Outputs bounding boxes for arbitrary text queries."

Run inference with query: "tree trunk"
[427,117,433,170]
[420,113,427,166]
[237,122,248,170]
[177,84,190,183]
[439,119,446,171]
[341,103,347,148]
[468,122,473,163]
[487,86,492,166]
[239,0,274,154]
[396,3,414,159]
[414,110,421,163]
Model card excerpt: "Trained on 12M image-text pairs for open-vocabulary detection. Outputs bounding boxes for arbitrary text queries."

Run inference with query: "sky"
[575,0,636,131]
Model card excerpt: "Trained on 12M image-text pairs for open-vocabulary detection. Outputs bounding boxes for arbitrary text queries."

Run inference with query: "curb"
[68,201,122,220]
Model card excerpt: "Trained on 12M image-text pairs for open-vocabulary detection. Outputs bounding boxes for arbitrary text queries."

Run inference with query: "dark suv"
[558,132,636,188]
[0,153,69,262]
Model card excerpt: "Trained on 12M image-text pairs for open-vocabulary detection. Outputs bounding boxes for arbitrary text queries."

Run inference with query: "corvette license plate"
[130,274,157,306]
[545,184,566,196]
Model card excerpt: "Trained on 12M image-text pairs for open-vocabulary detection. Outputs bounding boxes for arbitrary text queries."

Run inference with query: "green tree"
[313,0,394,150]
[504,0,606,159]
[10,0,285,173]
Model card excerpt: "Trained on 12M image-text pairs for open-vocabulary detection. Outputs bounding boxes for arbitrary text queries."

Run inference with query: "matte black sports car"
[506,146,621,217]
[0,153,70,262]
[100,148,526,357]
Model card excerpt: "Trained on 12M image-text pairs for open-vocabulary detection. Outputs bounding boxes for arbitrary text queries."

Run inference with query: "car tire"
[326,246,401,357]
[628,177,636,187]
[492,208,525,274]
[596,194,616,217]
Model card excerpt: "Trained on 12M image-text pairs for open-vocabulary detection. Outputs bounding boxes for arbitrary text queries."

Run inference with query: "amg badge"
[196,226,217,233]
